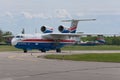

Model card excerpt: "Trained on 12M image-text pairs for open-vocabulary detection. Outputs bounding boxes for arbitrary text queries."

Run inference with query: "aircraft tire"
[41,49,46,53]
[24,49,27,53]
[56,49,61,53]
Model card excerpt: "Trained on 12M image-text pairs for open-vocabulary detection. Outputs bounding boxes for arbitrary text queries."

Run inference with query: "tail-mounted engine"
[41,26,53,33]
[58,25,70,33]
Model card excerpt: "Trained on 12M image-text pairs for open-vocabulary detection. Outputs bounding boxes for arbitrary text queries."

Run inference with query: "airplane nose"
[11,38,17,45]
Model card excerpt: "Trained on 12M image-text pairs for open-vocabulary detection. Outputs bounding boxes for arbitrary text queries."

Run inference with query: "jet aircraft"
[11,19,95,53]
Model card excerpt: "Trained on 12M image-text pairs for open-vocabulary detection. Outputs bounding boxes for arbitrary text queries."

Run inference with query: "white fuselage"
[11,33,76,52]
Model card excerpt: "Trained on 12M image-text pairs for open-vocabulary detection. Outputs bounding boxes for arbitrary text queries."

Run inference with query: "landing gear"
[56,48,61,53]
[41,49,46,53]
[23,49,27,53]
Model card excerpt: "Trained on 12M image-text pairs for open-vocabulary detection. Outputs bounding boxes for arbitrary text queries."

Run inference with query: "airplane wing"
[42,33,81,40]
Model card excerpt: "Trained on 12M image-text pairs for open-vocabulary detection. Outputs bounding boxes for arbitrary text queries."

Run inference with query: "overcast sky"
[0,0,120,34]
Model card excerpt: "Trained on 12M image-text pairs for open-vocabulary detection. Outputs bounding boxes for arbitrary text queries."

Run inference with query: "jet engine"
[58,25,70,33]
[41,26,53,33]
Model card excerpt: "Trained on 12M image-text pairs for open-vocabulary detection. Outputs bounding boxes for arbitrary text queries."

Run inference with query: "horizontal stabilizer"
[62,19,96,22]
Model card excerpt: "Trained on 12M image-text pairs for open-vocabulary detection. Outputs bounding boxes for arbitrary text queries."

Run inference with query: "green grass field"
[0,45,21,52]
[44,53,120,63]
[62,45,120,50]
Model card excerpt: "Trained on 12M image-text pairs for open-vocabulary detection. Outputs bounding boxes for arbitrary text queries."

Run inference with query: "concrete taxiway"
[0,51,120,80]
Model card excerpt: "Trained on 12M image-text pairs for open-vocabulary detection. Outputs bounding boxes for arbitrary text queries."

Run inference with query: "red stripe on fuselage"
[23,39,53,42]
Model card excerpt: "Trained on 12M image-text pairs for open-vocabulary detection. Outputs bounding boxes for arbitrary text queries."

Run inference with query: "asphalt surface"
[0,51,120,80]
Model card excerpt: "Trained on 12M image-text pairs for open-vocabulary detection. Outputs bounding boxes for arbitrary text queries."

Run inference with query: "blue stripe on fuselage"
[15,42,71,51]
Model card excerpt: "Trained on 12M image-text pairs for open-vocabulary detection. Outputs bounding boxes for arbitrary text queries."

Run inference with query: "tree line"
[0,29,12,43]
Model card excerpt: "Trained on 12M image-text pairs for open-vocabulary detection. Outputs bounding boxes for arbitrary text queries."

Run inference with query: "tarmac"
[0,50,120,80]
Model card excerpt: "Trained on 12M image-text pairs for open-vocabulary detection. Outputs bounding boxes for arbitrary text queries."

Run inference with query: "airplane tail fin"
[96,37,106,44]
[62,19,96,33]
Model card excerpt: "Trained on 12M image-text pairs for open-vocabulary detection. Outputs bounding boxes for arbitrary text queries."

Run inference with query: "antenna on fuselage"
[21,28,25,34]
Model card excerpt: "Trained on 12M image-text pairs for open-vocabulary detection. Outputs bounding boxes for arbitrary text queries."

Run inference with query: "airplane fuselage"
[11,33,76,52]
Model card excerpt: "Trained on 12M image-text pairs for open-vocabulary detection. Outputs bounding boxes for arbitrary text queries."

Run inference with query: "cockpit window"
[16,36,20,38]
[16,36,24,38]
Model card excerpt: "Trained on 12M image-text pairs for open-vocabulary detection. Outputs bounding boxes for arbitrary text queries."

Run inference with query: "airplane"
[11,19,96,53]
[80,37,105,46]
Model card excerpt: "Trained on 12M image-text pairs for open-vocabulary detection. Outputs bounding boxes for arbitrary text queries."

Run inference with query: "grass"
[62,45,120,50]
[44,53,120,63]
[0,45,21,52]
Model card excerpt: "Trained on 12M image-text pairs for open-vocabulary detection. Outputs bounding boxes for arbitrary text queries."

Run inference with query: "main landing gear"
[23,49,27,53]
[40,49,46,53]
[56,48,61,53]
[40,49,61,53]
[23,49,61,53]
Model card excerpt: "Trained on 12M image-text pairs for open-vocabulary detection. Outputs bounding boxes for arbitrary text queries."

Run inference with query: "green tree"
[112,36,120,45]
[0,29,13,43]
[81,36,97,42]
[3,31,12,36]
[104,37,113,45]
[0,29,3,42]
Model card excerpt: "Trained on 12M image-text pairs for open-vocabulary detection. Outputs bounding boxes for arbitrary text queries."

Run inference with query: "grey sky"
[0,0,120,34]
